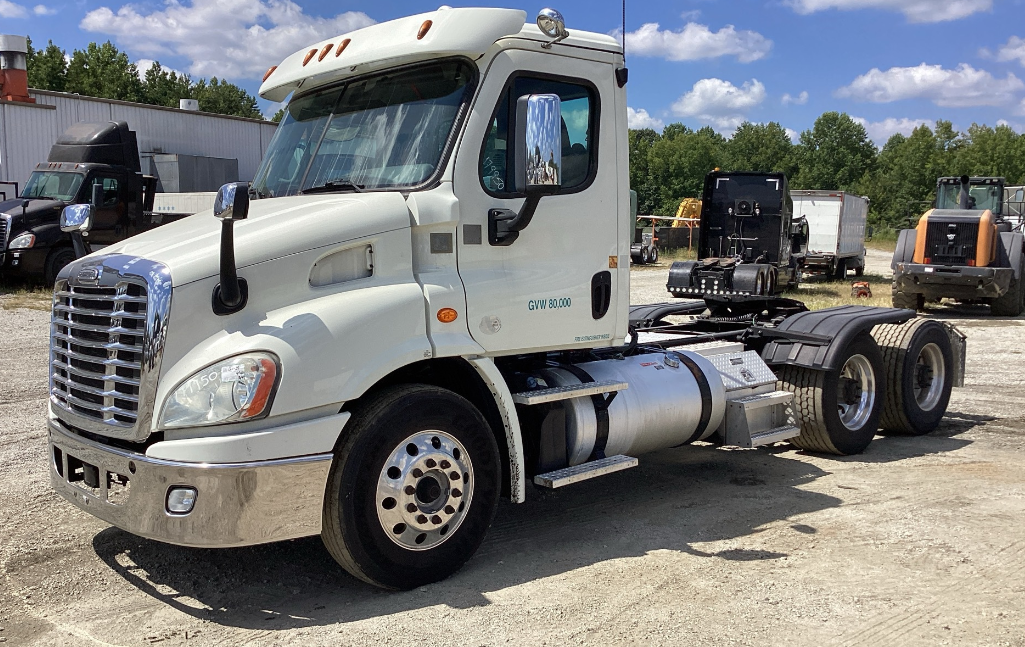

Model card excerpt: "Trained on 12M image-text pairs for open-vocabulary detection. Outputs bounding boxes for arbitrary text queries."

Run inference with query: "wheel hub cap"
[914,342,945,411]
[836,354,876,430]
[376,431,473,551]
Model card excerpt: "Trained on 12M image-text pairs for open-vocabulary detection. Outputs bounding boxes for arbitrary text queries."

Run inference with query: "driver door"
[453,50,623,355]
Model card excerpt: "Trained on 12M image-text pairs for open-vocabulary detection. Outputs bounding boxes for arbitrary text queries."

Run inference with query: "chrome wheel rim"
[914,342,945,411]
[376,430,473,551]
[755,272,765,295]
[837,354,876,430]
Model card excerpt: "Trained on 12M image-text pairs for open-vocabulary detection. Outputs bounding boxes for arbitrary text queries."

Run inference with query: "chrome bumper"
[48,420,332,548]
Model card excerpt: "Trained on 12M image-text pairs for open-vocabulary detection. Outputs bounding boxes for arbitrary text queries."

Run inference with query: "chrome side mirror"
[515,93,562,194]
[214,182,250,221]
[60,204,94,233]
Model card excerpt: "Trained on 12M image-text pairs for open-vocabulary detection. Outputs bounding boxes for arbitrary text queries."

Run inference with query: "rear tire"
[777,332,885,455]
[833,258,848,281]
[872,320,953,435]
[321,384,501,590]
[650,246,659,264]
[640,247,650,264]
[892,285,924,311]
[44,246,77,286]
[991,255,1025,316]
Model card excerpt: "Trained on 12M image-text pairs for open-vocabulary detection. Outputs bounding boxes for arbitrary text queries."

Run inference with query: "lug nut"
[412,468,423,478]
[431,515,442,524]
[404,485,416,495]
[406,503,417,513]
[450,471,460,481]
[425,458,437,468]
[452,488,462,498]
[444,505,455,515]
[416,514,428,524]
[440,460,451,469]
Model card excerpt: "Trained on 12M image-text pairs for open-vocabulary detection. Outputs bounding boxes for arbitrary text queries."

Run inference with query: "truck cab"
[46,8,964,591]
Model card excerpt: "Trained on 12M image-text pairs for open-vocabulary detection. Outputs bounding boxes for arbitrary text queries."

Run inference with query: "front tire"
[778,332,885,455]
[44,246,77,285]
[991,255,1025,316]
[872,320,954,435]
[322,384,501,590]
[892,285,925,311]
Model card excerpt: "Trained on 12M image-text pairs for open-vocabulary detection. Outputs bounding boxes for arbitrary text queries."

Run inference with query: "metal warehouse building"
[0,89,278,197]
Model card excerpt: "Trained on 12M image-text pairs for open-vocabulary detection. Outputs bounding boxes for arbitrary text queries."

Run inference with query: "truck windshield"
[252,60,474,198]
[21,171,84,201]
[937,183,1003,213]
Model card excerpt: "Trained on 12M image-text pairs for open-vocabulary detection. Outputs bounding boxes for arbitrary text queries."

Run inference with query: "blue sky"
[4,0,1025,143]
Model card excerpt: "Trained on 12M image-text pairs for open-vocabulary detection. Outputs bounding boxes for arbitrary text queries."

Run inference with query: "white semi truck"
[48,7,965,590]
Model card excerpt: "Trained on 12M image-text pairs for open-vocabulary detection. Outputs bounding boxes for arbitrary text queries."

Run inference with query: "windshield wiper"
[301,178,365,195]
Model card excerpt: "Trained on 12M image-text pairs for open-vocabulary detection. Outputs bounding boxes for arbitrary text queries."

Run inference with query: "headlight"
[159,352,280,429]
[8,233,35,249]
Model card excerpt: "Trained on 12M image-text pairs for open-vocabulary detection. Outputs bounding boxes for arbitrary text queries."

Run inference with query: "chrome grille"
[49,255,172,442]
[51,282,147,426]
[0,216,8,251]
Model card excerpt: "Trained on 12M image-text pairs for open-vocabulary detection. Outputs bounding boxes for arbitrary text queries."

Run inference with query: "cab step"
[533,454,638,488]
[511,380,628,405]
[723,390,799,448]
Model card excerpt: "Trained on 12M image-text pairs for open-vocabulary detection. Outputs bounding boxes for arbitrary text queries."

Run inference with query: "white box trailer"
[790,190,869,278]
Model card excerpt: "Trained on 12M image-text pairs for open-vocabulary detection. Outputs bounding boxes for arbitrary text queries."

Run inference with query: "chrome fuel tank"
[540,351,727,465]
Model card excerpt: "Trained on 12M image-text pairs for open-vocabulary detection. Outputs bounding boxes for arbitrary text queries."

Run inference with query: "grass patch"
[791,273,892,310]
[0,280,52,311]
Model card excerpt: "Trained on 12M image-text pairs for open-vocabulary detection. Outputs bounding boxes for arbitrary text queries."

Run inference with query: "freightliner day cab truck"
[48,7,966,590]
[0,121,205,284]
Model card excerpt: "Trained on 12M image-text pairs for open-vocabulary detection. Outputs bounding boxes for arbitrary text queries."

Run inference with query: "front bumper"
[48,420,333,548]
[893,263,1014,300]
[2,246,47,278]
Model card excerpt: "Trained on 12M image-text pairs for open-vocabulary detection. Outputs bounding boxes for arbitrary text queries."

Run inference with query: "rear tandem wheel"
[872,319,954,435]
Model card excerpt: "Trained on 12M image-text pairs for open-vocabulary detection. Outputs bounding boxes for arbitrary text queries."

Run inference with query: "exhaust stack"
[0,35,35,103]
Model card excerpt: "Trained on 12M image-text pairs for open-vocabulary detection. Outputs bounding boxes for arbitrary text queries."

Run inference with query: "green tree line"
[630,112,1025,230]
[25,39,263,120]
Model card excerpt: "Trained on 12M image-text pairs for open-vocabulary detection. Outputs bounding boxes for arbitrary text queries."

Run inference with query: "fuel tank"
[539,351,727,465]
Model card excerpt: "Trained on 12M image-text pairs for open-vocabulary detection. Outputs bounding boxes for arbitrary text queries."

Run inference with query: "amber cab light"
[335,38,351,56]
[437,308,458,323]
[303,49,318,66]
[318,44,334,61]
[262,66,277,82]
[418,20,433,40]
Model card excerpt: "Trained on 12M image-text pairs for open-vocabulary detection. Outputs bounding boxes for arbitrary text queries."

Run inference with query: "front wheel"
[778,332,885,455]
[44,246,78,285]
[322,385,501,590]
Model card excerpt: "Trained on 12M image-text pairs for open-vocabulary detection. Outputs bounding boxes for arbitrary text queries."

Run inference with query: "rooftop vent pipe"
[0,35,35,103]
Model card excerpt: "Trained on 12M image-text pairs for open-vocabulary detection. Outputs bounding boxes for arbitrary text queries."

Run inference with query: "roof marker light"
[318,43,334,61]
[335,38,351,57]
[303,48,318,66]
[418,20,433,40]
[262,66,277,82]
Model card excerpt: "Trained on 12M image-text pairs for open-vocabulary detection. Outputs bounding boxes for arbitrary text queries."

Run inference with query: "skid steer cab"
[892,175,1025,315]
[45,6,966,592]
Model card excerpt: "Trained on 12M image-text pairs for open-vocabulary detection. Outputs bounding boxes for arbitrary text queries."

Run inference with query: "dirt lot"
[1,253,1024,646]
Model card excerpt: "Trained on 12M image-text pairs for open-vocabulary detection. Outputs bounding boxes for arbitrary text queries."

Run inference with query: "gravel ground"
[1,252,1024,647]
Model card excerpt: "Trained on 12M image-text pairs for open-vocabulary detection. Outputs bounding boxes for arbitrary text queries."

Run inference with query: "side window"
[92,177,120,207]
[480,76,596,195]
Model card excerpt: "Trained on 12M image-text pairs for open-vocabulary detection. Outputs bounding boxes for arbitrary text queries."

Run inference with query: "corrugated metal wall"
[0,91,277,189]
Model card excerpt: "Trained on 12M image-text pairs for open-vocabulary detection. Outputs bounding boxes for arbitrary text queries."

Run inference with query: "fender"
[997,232,1024,278]
[892,228,917,270]
[467,356,527,503]
[760,305,914,371]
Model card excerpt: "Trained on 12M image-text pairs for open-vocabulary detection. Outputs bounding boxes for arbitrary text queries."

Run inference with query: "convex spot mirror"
[515,93,562,196]
[60,203,93,233]
[214,182,250,221]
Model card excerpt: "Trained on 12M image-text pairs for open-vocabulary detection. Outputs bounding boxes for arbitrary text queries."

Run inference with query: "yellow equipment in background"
[673,198,701,227]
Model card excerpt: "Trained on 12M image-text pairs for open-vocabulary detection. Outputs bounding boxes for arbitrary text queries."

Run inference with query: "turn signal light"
[437,308,458,323]
[262,66,277,82]
[335,38,351,56]
[418,20,433,40]
[924,257,932,264]
[967,259,976,266]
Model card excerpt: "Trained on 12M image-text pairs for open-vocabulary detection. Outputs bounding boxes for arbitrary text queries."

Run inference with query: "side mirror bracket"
[211,182,250,315]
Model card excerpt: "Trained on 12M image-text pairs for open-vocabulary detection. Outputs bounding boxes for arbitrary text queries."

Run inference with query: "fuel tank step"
[533,454,638,488]
[511,380,628,405]
[723,390,799,448]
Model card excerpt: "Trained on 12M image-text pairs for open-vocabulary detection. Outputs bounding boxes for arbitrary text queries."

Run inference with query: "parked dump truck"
[892,175,1025,315]
[0,121,211,283]
[666,171,807,297]
[790,190,869,278]
[47,7,965,591]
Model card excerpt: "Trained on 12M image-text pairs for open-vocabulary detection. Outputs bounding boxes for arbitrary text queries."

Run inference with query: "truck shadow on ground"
[90,424,977,631]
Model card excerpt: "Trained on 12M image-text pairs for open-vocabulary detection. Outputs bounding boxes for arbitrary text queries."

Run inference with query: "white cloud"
[679,10,702,21]
[785,127,799,142]
[135,59,187,81]
[672,78,766,132]
[627,107,664,131]
[0,0,28,18]
[995,36,1025,66]
[80,0,374,80]
[622,22,771,63]
[786,0,992,23]
[853,117,931,144]
[997,119,1025,133]
[782,91,809,106]
[836,63,1023,107]
[32,4,55,14]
